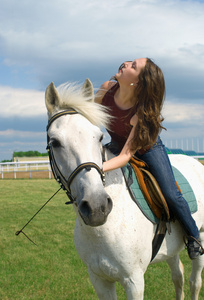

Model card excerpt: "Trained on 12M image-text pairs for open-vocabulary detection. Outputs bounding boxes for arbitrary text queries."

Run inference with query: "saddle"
[129,156,175,261]
[129,156,171,222]
[105,142,174,223]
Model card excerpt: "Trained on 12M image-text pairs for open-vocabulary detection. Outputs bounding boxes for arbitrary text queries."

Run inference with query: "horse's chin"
[79,211,109,227]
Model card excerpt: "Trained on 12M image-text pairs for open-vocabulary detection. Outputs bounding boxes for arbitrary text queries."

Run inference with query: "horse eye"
[50,139,61,148]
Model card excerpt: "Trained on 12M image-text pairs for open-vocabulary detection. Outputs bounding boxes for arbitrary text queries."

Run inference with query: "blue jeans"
[136,136,199,239]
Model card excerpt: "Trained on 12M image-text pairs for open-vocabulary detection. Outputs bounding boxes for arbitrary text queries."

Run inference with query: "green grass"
[0,179,203,299]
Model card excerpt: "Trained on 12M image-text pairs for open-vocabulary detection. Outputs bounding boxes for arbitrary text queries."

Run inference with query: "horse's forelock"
[56,82,111,129]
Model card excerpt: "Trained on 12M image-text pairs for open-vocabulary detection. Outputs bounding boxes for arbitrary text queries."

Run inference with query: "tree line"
[1,151,48,163]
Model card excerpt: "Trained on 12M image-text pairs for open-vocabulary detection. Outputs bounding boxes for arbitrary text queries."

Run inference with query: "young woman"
[95,58,203,259]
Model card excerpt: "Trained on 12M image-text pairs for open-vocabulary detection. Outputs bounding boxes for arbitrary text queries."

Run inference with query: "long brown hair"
[130,58,166,151]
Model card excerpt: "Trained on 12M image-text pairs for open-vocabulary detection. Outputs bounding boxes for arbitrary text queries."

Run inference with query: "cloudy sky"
[0,0,204,161]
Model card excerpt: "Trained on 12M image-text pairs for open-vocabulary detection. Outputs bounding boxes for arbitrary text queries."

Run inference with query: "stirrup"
[184,236,204,260]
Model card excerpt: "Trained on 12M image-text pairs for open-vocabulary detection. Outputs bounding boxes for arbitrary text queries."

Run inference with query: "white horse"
[45,79,204,300]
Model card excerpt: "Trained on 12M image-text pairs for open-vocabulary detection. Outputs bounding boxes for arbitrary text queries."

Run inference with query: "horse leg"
[88,269,117,300]
[189,232,204,300]
[166,254,184,300]
[120,270,145,300]
[189,256,204,300]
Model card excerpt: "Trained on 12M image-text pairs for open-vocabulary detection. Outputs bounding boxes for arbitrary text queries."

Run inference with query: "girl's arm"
[94,81,116,104]
[103,114,138,172]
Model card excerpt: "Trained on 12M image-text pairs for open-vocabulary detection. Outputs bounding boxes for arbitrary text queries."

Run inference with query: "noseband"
[46,109,105,204]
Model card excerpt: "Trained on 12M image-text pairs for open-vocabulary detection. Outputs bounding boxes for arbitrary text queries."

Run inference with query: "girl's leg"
[136,136,199,239]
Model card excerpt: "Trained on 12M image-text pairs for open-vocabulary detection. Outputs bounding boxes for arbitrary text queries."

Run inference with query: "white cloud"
[163,101,204,123]
[0,86,46,117]
[1,0,204,70]
[0,129,45,139]
[161,98,204,150]
[0,0,204,94]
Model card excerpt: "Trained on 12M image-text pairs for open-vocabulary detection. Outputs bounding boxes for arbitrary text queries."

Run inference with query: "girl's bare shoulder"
[95,81,117,103]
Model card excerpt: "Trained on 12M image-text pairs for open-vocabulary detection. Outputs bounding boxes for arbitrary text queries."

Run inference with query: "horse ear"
[82,78,94,101]
[45,82,61,114]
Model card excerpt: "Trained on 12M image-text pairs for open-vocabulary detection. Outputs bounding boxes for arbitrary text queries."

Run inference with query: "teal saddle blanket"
[122,164,197,224]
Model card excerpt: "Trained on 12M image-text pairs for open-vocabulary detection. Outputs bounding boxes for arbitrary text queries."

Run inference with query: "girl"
[95,58,203,259]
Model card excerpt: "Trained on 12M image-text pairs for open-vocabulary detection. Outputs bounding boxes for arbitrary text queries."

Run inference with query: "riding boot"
[186,235,204,260]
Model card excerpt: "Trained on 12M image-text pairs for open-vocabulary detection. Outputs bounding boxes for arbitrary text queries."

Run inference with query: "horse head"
[45,79,113,226]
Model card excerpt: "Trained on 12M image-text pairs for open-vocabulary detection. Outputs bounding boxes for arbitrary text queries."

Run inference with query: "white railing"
[1,155,203,180]
[0,160,52,179]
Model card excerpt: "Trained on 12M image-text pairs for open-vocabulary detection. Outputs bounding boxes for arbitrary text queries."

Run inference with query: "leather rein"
[46,109,105,204]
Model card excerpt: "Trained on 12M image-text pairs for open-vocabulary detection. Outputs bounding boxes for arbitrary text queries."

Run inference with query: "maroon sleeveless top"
[102,83,136,150]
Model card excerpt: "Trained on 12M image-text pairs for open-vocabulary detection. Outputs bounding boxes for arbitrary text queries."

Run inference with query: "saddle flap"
[130,157,170,221]
[139,168,170,220]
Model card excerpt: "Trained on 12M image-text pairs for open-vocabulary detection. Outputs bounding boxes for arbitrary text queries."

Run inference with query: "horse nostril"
[101,197,113,213]
[107,197,113,213]
[79,200,91,217]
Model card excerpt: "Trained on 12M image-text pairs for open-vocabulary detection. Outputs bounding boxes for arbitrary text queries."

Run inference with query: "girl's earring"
[130,83,134,86]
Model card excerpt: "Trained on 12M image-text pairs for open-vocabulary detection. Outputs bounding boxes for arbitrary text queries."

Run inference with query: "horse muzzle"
[78,191,113,227]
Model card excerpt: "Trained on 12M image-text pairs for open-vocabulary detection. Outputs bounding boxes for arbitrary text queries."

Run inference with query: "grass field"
[0,179,203,299]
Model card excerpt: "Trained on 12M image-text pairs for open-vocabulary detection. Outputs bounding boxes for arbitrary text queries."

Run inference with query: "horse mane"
[56,82,111,129]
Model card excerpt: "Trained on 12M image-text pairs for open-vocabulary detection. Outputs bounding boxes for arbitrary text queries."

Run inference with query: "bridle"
[46,109,105,204]
[15,108,106,244]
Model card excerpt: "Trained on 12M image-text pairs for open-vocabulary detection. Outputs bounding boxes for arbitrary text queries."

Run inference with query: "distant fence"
[1,155,204,180]
[192,156,204,161]
[0,161,53,179]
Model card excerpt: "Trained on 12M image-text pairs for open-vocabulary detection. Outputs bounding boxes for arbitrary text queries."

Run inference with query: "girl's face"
[115,58,146,86]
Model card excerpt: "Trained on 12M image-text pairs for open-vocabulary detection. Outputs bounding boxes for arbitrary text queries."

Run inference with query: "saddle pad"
[122,164,197,224]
